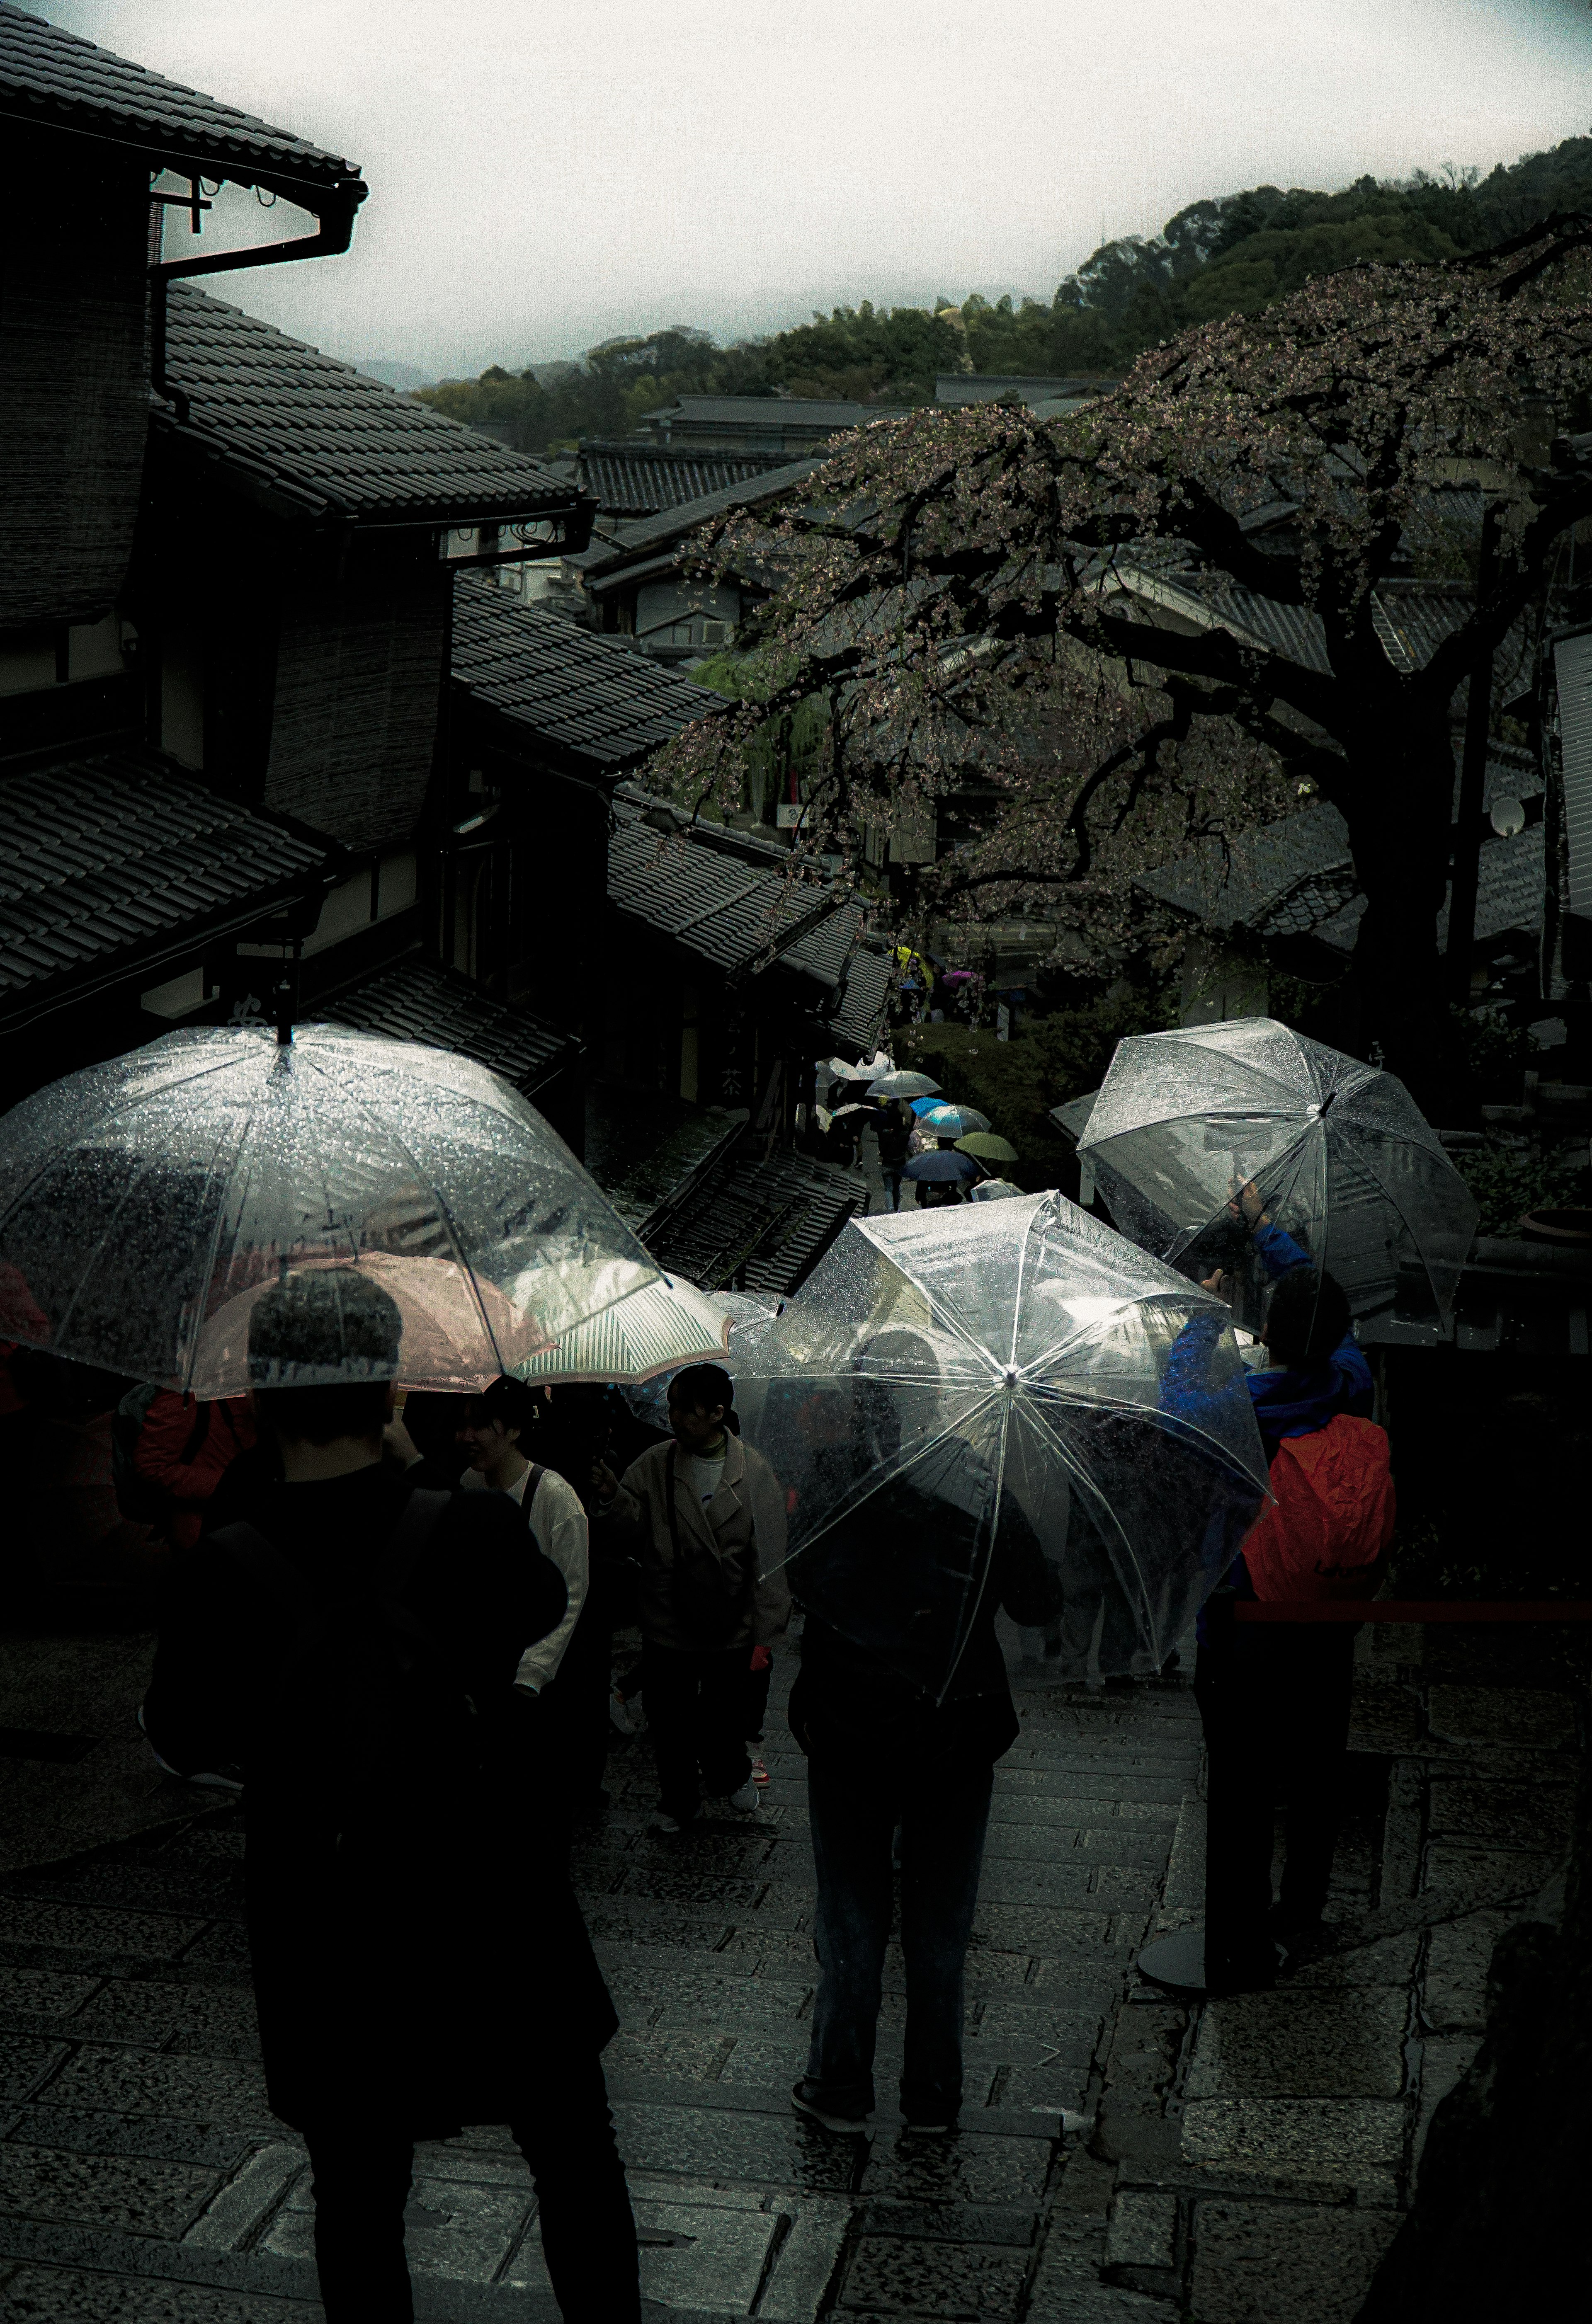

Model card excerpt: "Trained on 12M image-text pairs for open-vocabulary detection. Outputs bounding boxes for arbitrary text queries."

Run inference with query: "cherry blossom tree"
[651,216,1592,1097]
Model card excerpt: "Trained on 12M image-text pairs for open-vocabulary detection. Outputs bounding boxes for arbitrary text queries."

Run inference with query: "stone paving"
[0,1616,1581,2320]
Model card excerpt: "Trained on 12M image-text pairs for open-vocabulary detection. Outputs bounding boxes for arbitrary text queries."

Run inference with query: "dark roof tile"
[575,458,824,578]
[312,957,576,1095]
[452,574,708,770]
[577,441,802,519]
[159,285,584,528]
[644,1140,866,1298]
[0,746,328,1015]
[0,3,359,189]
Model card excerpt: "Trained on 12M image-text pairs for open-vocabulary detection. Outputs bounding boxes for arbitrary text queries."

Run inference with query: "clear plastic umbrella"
[1075,1019,1478,1341]
[735,1195,1269,1699]
[0,1024,660,1396]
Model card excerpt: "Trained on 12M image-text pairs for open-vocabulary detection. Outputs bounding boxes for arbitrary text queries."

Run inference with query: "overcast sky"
[34,0,1592,379]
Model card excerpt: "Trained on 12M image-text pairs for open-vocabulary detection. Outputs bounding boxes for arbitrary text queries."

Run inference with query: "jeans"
[304,2050,639,2322]
[803,1757,993,2122]
[645,1641,752,1820]
[1195,1623,1357,1986]
[881,1167,905,1212]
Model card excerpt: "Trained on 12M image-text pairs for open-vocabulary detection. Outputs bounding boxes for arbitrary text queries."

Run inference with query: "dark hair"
[1264,1267,1351,1369]
[667,1362,740,1432]
[253,1379,392,1447]
[248,1269,402,1386]
[247,1268,402,1445]
[467,1374,539,1445]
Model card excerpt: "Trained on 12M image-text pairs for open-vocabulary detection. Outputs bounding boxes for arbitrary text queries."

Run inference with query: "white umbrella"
[512,1272,732,1385]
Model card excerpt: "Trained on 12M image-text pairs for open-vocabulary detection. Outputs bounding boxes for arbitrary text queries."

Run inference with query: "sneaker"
[717,1781,760,1813]
[609,1691,646,1736]
[791,2080,873,2136]
[649,1809,684,1835]
[901,2116,954,2135]
[749,1755,769,1788]
[136,1706,243,1794]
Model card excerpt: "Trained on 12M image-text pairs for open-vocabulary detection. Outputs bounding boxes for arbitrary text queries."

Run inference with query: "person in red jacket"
[1193,1200,1396,1984]
[133,1392,256,1550]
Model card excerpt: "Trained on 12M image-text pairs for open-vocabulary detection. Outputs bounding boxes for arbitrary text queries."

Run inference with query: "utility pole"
[1447,501,1503,1003]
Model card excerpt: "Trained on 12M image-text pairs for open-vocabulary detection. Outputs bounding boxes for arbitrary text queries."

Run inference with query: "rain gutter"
[149,170,367,427]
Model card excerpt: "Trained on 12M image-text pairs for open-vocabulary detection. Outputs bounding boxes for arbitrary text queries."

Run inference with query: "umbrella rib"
[936,1387,1012,1706]
[178,1102,259,1396]
[1016,1394,1163,1652]
[293,1046,508,1379]
[1024,1376,1269,1493]
[758,1385,1001,1580]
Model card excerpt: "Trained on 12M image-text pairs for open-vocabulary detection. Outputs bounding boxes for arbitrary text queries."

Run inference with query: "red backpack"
[1242,1414,1395,1602]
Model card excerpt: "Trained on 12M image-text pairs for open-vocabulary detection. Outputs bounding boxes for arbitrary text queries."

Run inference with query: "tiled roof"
[312,957,576,1096]
[0,4,361,191]
[451,574,709,771]
[0,748,328,1021]
[780,899,893,1055]
[608,792,836,974]
[606,789,886,1035]
[1135,801,1355,934]
[1113,565,1529,694]
[575,459,825,579]
[1553,629,1592,918]
[648,395,897,431]
[1138,760,1546,956]
[577,441,800,519]
[158,286,586,529]
[643,1139,867,1298]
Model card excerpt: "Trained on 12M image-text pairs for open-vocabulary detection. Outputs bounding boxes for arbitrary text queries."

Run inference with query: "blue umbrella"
[919,1103,992,1139]
[903,1150,980,1183]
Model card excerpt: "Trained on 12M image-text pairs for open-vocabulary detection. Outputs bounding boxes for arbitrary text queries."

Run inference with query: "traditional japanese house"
[568,460,824,664]
[0,2,367,1096]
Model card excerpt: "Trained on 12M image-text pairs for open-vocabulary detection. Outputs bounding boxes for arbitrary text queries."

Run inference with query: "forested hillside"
[415,136,1592,455]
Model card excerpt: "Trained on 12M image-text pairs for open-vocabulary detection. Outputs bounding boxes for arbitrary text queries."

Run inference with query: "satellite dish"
[1490,796,1526,838]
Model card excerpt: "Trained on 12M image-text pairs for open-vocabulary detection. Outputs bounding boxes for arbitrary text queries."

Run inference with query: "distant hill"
[415,135,1592,457]
[354,356,434,392]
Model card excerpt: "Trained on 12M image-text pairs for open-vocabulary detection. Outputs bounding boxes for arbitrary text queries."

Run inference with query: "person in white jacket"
[454,1377,609,1833]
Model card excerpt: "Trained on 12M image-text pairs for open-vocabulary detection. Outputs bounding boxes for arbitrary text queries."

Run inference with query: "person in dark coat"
[141,1270,639,2324]
[785,1390,1062,2136]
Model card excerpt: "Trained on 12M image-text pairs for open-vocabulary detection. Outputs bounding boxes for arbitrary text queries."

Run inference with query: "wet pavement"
[0,1618,1580,2320]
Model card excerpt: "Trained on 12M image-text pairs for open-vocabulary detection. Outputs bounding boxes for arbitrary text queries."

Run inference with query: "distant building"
[636,395,905,456]
[567,460,824,664]
[934,375,1117,417]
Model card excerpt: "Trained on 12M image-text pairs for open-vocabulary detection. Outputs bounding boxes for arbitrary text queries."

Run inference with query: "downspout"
[149,176,366,424]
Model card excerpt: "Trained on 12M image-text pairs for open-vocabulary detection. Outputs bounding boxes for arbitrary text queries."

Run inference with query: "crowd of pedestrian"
[85,1156,1394,2320]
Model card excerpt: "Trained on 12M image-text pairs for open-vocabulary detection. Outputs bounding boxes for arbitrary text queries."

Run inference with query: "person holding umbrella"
[1189,1181,1393,1980]
[142,1269,640,2324]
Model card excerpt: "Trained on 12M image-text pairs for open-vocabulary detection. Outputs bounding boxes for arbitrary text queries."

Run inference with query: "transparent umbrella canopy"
[735,1195,1269,1699]
[1076,1019,1479,1342]
[0,1024,660,1396]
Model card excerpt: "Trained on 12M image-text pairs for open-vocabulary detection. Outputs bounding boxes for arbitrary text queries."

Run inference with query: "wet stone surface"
[2,1621,1579,2319]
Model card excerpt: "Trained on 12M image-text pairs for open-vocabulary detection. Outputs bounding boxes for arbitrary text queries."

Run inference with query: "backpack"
[663,1442,755,1645]
[112,1386,211,1527]
[210,1491,497,1867]
[1242,1414,1396,1602]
